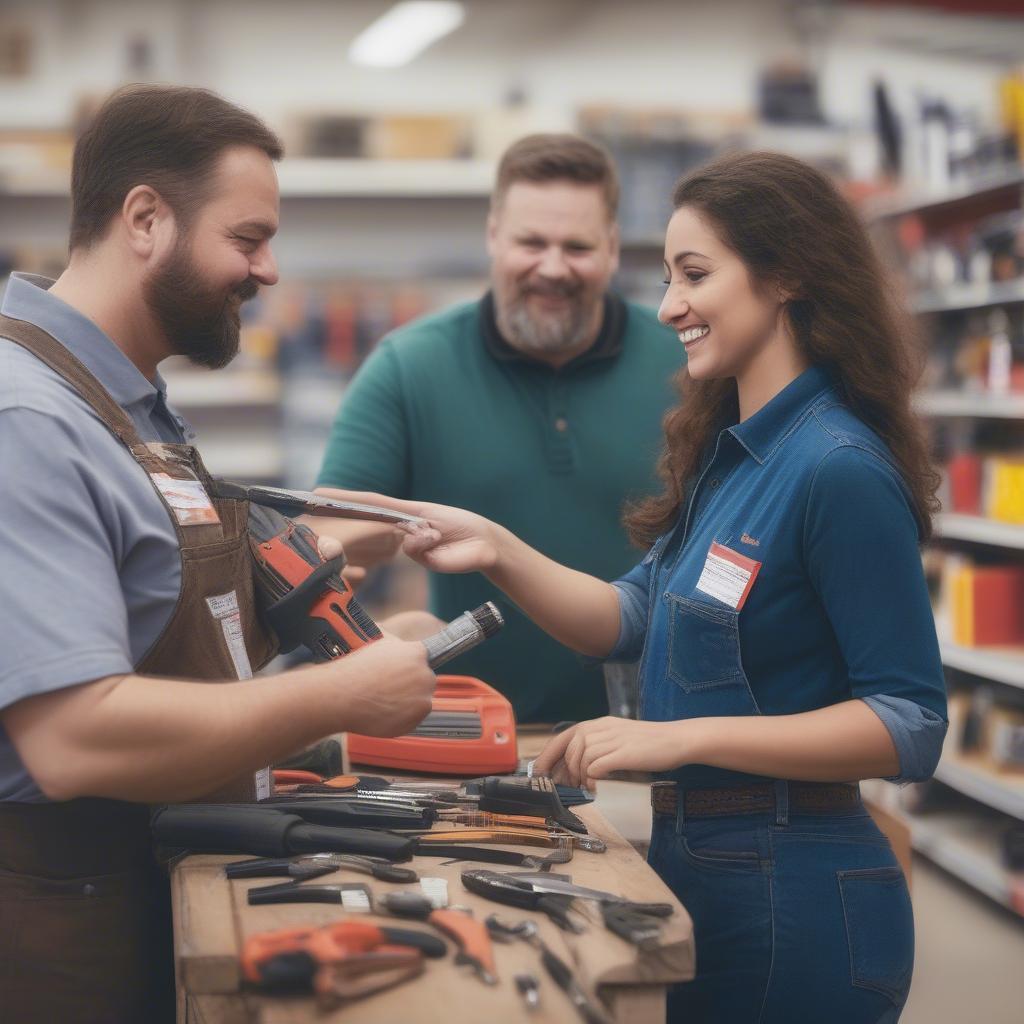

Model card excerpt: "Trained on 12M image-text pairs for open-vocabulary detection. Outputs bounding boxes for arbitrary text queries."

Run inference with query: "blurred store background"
[3,2,1024,1019]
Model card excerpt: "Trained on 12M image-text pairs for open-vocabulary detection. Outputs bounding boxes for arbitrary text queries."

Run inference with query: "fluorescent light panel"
[350,1,465,68]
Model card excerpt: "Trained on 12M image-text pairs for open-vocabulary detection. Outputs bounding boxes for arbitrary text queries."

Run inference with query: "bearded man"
[316,134,682,724]
[0,85,437,1022]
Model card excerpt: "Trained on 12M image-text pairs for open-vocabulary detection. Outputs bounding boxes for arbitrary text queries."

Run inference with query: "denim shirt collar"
[1,273,172,412]
[727,364,837,465]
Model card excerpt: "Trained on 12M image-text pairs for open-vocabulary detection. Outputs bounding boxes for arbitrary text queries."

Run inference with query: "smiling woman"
[381,150,947,1024]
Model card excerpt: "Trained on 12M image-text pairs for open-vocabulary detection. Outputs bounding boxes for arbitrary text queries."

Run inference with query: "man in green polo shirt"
[316,134,682,723]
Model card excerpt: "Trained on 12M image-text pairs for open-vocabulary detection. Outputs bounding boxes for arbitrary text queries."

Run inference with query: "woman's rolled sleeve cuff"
[862,694,948,784]
[608,581,647,662]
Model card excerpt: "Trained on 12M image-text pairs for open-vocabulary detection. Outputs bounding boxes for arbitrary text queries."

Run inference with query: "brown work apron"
[0,314,277,1023]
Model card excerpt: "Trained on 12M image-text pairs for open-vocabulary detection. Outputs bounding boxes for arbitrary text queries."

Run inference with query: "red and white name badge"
[695,541,762,611]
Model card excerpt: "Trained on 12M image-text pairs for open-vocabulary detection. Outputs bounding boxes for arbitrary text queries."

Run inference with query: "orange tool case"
[346,675,518,776]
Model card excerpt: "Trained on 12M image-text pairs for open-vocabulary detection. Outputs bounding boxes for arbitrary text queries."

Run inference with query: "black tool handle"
[152,804,298,857]
[379,891,435,920]
[152,804,415,861]
[379,927,447,959]
[258,798,431,831]
[414,842,536,867]
[479,777,587,834]
[247,882,343,906]
[368,862,420,883]
[460,870,539,910]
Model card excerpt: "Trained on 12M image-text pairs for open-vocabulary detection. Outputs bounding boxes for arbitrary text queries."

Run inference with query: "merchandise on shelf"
[950,562,1024,647]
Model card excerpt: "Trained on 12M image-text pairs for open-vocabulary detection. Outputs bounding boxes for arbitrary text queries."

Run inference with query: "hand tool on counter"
[348,774,591,834]
[462,869,586,933]
[271,769,325,788]
[504,872,675,915]
[248,879,374,912]
[600,901,667,950]
[152,803,558,868]
[378,893,498,986]
[405,824,605,855]
[225,853,419,883]
[484,916,611,1024]
[256,797,434,831]
[515,973,541,1012]
[240,920,444,1009]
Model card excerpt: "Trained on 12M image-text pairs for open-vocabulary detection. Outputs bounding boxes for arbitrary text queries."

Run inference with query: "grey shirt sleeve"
[0,408,134,710]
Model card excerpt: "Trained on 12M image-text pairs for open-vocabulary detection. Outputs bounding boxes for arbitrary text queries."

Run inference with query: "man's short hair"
[493,134,619,219]
[70,84,284,251]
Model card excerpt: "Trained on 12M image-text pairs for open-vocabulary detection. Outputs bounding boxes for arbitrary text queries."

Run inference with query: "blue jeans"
[648,788,913,1023]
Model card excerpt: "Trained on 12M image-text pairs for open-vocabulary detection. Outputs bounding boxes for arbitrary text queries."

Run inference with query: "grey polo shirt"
[0,273,191,802]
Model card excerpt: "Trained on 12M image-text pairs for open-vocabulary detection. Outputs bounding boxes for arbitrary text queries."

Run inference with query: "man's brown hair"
[69,84,284,251]
[493,133,619,218]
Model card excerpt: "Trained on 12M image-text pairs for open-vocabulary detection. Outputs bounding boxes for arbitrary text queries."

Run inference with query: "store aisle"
[904,857,1024,1024]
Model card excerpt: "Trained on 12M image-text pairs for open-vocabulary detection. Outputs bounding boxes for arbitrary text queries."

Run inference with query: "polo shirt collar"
[1,272,171,411]
[728,364,836,465]
[479,289,626,371]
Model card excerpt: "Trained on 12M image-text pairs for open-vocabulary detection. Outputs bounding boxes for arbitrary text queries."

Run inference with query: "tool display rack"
[861,170,1024,920]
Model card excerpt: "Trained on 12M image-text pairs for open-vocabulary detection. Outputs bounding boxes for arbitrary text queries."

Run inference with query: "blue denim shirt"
[612,365,947,787]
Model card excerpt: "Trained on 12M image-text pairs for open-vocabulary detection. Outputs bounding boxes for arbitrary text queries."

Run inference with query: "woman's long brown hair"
[624,151,941,548]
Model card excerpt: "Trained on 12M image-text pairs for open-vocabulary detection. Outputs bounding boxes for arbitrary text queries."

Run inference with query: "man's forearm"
[685,699,900,782]
[9,662,368,803]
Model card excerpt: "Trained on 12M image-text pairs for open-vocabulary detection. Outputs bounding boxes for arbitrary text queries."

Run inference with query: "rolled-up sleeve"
[804,446,947,784]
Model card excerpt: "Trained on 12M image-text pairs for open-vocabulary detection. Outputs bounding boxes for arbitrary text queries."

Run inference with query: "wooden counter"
[171,795,694,1023]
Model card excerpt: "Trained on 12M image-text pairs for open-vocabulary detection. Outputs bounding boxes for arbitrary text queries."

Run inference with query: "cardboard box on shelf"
[989,706,1024,773]
[950,563,1024,646]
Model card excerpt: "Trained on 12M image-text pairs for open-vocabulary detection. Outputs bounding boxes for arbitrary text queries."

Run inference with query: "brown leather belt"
[651,781,861,818]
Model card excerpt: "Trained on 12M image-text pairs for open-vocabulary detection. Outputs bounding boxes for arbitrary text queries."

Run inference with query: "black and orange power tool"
[238,490,517,775]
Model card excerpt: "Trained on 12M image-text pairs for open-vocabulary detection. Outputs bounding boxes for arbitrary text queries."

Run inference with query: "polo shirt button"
[709,478,721,489]
[554,417,568,432]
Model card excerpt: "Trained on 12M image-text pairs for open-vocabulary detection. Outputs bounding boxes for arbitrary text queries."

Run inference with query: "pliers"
[224,852,418,883]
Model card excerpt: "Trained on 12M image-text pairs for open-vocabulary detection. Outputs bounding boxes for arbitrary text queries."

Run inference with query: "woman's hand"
[314,486,506,577]
[398,504,506,576]
[533,717,697,788]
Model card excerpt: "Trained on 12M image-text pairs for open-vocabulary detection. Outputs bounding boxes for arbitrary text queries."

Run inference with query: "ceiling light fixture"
[349,1,466,69]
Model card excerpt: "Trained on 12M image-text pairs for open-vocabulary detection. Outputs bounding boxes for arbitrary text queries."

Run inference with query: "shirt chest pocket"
[666,593,748,693]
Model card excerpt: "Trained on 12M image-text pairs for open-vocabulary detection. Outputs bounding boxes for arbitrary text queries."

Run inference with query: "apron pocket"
[837,866,914,1006]
[667,593,749,694]
[0,864,164,1022]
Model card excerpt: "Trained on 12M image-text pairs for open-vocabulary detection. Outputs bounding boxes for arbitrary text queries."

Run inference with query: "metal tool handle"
[422,603,504,670]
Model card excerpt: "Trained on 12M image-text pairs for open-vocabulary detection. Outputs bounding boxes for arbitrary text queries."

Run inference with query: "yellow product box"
[985,456,1024,524]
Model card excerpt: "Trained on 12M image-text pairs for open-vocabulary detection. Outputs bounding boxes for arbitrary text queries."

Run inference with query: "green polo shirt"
[317,292,683,723]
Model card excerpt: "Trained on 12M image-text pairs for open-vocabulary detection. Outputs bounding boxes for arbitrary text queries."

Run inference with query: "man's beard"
[144,238,258,370]
[495,279,598,356]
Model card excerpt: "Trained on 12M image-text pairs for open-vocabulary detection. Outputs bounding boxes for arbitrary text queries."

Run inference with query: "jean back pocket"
[837,865,914,1007]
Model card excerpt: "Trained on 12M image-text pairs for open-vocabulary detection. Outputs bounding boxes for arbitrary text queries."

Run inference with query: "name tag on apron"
[206,591,271,800]
[696,541,761,611]
[150,471,221,526]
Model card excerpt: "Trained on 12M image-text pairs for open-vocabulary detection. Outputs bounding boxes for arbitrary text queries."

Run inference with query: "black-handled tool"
[226,853,418,884]
[477,777,587,834]
[152,804,415,861]
[153,804,549,868]
[255,797,433,831]
[461,869,585,932]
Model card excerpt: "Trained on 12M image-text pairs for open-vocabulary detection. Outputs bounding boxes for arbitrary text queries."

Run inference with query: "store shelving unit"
[868,168,1024,917]
[913,278,1024,316]
[915,390,1024,418]
[935,513,1024,549]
